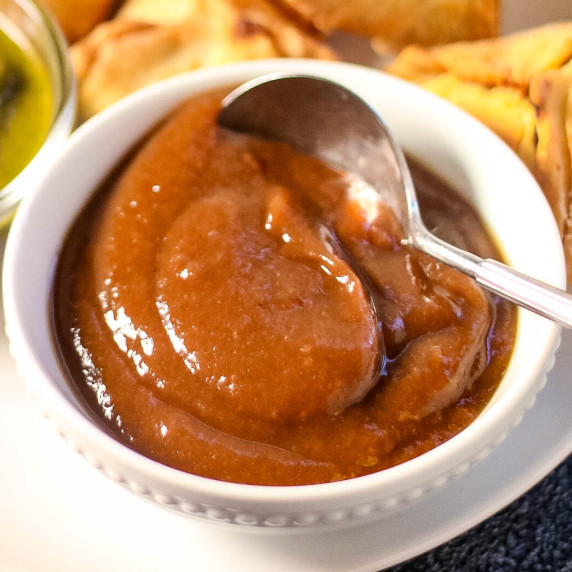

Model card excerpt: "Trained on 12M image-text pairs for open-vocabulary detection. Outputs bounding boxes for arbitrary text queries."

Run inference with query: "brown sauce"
[52,90,516,486]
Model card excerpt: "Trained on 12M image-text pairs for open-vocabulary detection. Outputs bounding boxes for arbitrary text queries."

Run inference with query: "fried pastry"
[71,0,335,120]
[388,22,572,87]
[387,23,572,281]
[117,0,203,24]
[37,0,118,43]
[272,0,498,52]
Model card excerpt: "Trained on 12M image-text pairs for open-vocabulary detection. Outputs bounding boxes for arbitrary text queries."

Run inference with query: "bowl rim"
[2,58,564,512]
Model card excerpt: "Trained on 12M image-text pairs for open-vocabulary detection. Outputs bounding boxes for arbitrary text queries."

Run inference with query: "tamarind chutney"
[52,90,516,486]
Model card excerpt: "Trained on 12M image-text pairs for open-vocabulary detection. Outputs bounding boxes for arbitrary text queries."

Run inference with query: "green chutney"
[0,28,52,189]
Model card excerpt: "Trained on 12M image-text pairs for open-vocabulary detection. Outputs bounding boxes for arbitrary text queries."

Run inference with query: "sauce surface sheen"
[53,90,516,486]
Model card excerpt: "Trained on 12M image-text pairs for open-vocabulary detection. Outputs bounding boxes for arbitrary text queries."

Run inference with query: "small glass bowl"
[0,0,76,223]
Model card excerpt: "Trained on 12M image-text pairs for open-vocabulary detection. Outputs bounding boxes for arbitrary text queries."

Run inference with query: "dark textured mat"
[387,454,572,571]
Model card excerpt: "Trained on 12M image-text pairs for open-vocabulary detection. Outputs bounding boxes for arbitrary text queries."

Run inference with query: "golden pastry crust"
[117,0,202,24]
[273,0,498,52]
[37,0,118,43]
[387,23,572,281]
[565,86,572,272]
[71,0,335,120]
[529,63,572,247]
[417,74,538,168]
[390,22,572,87]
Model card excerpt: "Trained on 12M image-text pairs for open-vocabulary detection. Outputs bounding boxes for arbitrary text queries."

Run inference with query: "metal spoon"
[218,73,572,328]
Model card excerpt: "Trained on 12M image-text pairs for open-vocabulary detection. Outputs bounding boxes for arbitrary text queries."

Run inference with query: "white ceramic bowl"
[0,0,76,222]
[2,59,564,531]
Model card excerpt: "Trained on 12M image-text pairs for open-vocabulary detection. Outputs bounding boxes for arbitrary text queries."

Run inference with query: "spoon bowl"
[219,74,572,328]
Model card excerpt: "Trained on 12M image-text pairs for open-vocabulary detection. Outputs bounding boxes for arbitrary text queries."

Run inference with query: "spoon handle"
[413,227,571,328]
[476,259,572,328]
